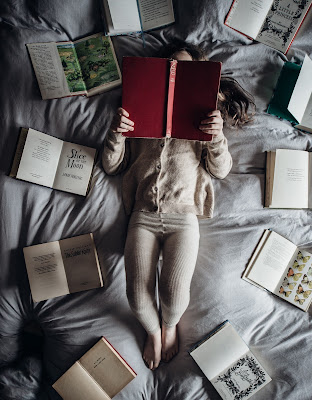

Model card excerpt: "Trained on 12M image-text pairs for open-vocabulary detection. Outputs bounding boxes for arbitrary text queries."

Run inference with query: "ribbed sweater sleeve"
[101,130,130,175]
[202,134,232,179]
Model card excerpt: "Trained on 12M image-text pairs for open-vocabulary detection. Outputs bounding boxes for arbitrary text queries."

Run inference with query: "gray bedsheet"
[1,0,312,399]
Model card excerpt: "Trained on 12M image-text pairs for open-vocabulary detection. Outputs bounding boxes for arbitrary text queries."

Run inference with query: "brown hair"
[158,40,256,127]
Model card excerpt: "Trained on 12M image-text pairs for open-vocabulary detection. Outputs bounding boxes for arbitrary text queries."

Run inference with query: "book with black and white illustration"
[190,321,271,400]
[243,229,312,311]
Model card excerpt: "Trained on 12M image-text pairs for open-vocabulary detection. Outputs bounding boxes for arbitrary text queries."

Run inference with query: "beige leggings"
[124,211,200,334]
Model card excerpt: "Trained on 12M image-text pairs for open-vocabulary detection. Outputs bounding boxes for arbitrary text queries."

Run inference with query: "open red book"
[122,57,221,141]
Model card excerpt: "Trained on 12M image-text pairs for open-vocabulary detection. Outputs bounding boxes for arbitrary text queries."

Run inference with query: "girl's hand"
[199,110,224,139]
[111,107,134,133]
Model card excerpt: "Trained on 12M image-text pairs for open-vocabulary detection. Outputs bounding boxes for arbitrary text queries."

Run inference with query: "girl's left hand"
[199,110,224,139]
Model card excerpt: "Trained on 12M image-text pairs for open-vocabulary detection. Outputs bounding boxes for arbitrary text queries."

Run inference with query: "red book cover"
[122,57,221,141]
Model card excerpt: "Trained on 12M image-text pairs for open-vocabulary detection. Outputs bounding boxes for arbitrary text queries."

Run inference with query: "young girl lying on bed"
[102,41,255,370]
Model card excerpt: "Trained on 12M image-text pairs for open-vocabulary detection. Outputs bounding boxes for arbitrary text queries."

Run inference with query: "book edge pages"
[10,128,29,178]
[90,233,104,287]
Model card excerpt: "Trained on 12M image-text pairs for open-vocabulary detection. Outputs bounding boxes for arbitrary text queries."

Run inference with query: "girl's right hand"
[111,107,134,133]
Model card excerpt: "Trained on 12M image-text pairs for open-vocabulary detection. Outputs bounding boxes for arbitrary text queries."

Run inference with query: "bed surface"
[1,0,312,399]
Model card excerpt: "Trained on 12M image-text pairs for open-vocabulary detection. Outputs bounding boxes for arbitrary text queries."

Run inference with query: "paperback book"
[267,55,312,133]
[23,233,103,302]
[53,337,136,400]
[101,0,175,36]
[10,128,97,196]
[225,0,312,54]
[190,321,271,400]
[27,33,121,99]
[265,149,312,209]
[122,56,221,141]
[243,229,312,311]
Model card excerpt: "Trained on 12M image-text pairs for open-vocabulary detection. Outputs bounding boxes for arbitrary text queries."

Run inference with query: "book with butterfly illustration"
[190,321,271,400]
[243,229,312,311]
[265,148,312,209]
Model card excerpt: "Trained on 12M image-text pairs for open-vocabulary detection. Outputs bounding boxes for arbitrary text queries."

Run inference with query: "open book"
[10,128,96,196]
[243,230,312,311]
[53,337,136,400]
[101,0,175,36]
[267,55,312,133]
[225,0,312,54]
[190,321,271,400]
[265,149,312,209]
[122,57,221,141]
[23,233,103,302]
[27,33,121,99]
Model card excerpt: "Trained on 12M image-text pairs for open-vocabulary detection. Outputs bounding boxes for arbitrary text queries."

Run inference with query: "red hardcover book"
[122,57,222,141]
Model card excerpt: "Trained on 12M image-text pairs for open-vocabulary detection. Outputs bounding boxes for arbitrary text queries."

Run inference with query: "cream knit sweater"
[102,130,232,218]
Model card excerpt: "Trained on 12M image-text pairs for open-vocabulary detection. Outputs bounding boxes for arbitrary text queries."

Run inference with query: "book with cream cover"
[23,233,103,302]
[225,0,312,54]
[190,321,271,400]
[122,56,221,141]
[243,229,312,311]
[27,33,121,99]
[53,337,136,400]
[10,128,97,196]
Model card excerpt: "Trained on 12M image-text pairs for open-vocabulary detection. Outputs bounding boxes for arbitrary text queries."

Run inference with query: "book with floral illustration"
[190,321,271,400]
[243,229,312,311]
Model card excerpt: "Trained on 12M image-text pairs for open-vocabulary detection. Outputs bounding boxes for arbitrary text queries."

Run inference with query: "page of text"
[59,234,102,293]
[256,0,312,52]
[53,142,96,195]
[16,128,63,188]
[138,0,175,31]
[271,149,309,208]
[23,241,69,302]
[107,0,141,31]
[27,43,70,99]
[225,0,273,39]
[247,230,297,292]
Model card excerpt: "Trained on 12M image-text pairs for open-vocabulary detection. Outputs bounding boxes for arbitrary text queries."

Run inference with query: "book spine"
[166,59,177,138]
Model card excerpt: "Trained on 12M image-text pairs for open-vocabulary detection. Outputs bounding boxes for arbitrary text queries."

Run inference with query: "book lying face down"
[122,56,221,141]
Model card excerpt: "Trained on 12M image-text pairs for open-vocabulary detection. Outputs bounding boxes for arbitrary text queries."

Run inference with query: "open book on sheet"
[27,33,121,99]
[243,230,312,311]
[122,56,221,141]
[53,337,136,400]
[10,128,97,196]
[23,233,103,302]
[267,55,312,133]
[190,321,271,400]
[225,0,312,54]
[265,149,312,209]
[101,0,175,35]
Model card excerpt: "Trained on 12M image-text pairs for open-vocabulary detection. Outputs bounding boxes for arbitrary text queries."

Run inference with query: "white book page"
[246,231,297,292]
[27,43,70,99]
[271,149,309,208]
[138,0,175,31]
[211,349,271,400]
[53,142,96,195]
[309,153,312,208]
[23,241,69,302]
[288,55,312,124]
[190,322,248,380]
[16,128,63,188]
[107,0,141,31]
[225,0,273,39]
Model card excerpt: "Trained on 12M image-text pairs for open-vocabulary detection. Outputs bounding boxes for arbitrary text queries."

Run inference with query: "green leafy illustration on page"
[57,43,86,93]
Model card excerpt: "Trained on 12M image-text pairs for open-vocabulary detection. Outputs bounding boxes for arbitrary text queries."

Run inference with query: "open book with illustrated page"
[27,33,121,99]
[10,128,97,196]
[122,56,221,141]
[101,0,175,36]
[243,229,312,311]
[265,149,312,209]
[267,55,312,133]
[23,233,103,302]
[225,0,312,54]
[190,321,271,400]
[53,337,136,400]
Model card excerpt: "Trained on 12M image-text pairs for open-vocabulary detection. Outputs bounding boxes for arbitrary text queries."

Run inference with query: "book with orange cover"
[122,56,221,141]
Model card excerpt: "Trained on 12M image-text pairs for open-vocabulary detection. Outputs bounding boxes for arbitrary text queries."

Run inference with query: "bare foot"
[161,324,179,362]
[143,329,162,370]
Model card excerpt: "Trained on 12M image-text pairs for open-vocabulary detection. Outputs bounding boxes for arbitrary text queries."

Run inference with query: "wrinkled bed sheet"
[1,0,312,399]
